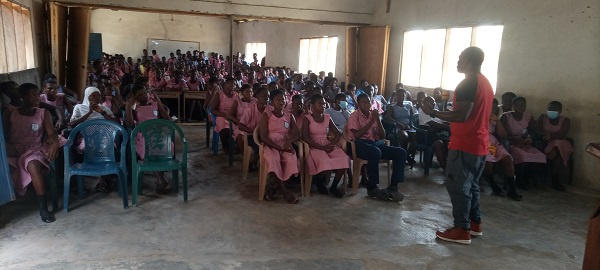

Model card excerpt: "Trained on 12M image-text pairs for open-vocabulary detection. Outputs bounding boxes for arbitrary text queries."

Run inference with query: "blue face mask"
[547,111,559,119]
[339,101,348,110]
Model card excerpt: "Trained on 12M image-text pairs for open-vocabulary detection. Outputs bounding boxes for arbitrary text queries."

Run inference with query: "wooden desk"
[183,91,207,125]
[155,91,182,122]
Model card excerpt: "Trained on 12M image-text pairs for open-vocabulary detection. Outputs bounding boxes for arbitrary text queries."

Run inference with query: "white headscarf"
[82,86,100,108]
[71,87,113,121]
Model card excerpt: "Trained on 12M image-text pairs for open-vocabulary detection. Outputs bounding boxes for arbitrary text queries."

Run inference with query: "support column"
[65,7,91,100]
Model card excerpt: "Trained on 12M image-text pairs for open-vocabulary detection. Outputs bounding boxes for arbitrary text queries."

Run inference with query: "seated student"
[344,84,358,113]
[323,77,340,104]
[355,80,369,96]
[500,92,517,114]
[239,87,272,170]
[209,77,239,154]
[98,81,124,119]
[3,83,60,223]
[361,85,383,115]
[41,79,74,119]
[292,73,304,92]
[70,87,119,128]
[325,93,350,130]
[70,86,120,192]
[125,84,172,194]
[500,96,547,189]
[203,77,220,111]
[303,94,349,198]
[415,91,450,170]
[372,84,388,107]
[43,73,79,102]
[484,99,522,201]
[384,88,417,164]
[536,101,573,191]
[346,94,407,202]
[1,81,65,130]
[258,89,301,203]
[290,94,307,131]
[228,84,257,154]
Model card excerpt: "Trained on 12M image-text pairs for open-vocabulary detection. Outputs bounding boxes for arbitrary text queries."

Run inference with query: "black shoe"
[367,188,390,201]
[386,188,404,202]
[40,209,56,223]
[507,190,523,201]
[329,187,344,198]
[315,180,328,195]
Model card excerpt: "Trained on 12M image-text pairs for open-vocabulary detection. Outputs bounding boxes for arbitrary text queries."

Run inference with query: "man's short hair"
[462,47,485,67]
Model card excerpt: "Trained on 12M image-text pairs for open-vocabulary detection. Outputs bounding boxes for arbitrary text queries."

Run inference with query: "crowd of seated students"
[0,46,574,222]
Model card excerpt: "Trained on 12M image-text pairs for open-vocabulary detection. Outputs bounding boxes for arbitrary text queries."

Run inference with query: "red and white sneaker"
[470,221,482,236]
[436,226,471,244]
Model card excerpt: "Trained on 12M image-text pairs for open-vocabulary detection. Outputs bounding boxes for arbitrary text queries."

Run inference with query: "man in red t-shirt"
[422,47,494,245]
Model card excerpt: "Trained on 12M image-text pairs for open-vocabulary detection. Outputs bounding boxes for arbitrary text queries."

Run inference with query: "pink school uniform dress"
[41,93,67,118]
[305,114,349,175]
[503,112,547,164]
[232,98,257,138]
[240,103,272,131]
[541,115,573,166]
[263,111,299,181]
[186,80,202,91]
[486,120,512,163]
[133,102,159,159]
[7,108,50,196]
[214,91,239,133]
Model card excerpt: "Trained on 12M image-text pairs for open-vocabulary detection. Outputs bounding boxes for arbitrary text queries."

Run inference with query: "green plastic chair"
[130,119,188,206]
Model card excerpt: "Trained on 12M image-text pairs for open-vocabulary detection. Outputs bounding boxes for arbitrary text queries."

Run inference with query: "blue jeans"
[352,139,407,189]
[445,150,486,230]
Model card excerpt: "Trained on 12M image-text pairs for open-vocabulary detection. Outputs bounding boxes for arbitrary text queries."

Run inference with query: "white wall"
[372,0,600,190]
[235,21,348,79]
[90,9,231,60]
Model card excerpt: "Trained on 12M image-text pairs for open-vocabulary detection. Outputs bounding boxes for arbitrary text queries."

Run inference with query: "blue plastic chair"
[63,119,129,212]
[130,119,188,206]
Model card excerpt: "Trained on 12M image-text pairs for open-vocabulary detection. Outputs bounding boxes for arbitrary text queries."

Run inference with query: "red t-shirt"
[448,73,494,156]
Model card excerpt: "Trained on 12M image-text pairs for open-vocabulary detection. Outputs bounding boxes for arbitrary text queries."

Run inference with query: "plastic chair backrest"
[253,125,262,145]
[66,119,128,164]
[131,119,186,162]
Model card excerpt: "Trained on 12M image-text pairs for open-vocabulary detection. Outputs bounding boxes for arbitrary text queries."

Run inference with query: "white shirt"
[417,107,442,126]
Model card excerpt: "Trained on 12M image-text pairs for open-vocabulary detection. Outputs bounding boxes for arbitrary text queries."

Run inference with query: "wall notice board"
[147,39,200,58]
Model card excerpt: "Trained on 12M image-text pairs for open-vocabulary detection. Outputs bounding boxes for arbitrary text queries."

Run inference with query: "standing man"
[422,47,494,245]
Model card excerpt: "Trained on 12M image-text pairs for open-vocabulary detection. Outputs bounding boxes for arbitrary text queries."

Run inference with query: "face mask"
[547,111,559,119]
[339,101,348,110]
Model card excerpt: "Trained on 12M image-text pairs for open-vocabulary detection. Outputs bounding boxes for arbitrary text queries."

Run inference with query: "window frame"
[399,25,503,93]
[0,0,35,73]
[298,35,338,75]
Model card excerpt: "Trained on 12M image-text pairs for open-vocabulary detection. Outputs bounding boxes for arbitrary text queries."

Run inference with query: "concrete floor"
[0,125,597,270]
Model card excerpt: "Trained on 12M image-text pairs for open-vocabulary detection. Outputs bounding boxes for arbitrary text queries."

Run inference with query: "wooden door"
[48,2,67,85]
[346,26,390,95]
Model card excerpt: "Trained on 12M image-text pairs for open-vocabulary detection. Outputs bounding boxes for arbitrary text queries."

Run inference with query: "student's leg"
[28,160,55,223]
[274,173,298,204]
[433,140,447,170]
[407,132,417,163]
[235,134,244,154]
[154,171,169,194]
[397,130,409,151]
[548,147,566,191]
[483,162,503,196]
[329,169,346,198]
[353,140,381,190]
[378,144,407,191]
[219,129,231,153]
[501,156,521,200]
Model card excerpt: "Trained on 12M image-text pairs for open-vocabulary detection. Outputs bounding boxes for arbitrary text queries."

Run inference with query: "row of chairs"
[62,119,188,212]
